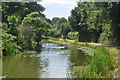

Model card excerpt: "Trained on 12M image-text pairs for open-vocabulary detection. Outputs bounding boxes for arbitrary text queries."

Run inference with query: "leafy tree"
[51,17,60,25]
[68,2,119,44]
[7,14,21,37]
[22,12,51,46]
[68,2,91,42]
[2,31,20,56]
[2,2,45,22]
[109,2,120,45]
[60,22,71,39]
[48,29,61,38]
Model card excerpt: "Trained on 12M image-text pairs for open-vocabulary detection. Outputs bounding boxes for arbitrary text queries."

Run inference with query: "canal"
[2,41,89,78]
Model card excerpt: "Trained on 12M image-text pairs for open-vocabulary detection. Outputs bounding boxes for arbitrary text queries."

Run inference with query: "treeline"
[1,2,51,56]
[49,2,120,46]
[48,17,71,39]
[69,2,120,45]
[1,2,120,56]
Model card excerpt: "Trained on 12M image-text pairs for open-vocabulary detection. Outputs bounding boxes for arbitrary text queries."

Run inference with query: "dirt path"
[59,38,120,49]
[89,42,120,50]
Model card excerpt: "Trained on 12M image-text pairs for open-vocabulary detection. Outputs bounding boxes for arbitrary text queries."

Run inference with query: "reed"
[70,46,116,78]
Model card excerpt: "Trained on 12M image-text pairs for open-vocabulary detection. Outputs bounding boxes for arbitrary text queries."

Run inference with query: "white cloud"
[40,0,77,5]
[39,0,78,8]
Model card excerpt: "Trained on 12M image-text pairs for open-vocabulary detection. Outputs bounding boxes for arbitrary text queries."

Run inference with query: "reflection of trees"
[69,45,89,66]
[3,54,42,78]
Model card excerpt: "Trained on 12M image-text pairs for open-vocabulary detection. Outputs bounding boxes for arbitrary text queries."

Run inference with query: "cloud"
[40,0,77,5]
[39,0,78,8]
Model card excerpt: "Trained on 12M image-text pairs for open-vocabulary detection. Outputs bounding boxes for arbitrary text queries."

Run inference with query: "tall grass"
[89,46,115,76]
[70,46,116,78]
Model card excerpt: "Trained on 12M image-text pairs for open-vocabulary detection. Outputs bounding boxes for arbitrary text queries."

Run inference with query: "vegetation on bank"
[1,2,51,56]
[1,2,120,56]
[49,37,119,78]
[49,2,120,46]
[1,1,120,78]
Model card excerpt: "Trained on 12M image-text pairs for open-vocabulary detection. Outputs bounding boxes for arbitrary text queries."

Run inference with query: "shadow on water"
[69,44,90,66]
[2,41,89,78]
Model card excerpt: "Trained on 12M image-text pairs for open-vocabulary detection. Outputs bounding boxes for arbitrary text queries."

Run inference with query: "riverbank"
[48,37,120,78]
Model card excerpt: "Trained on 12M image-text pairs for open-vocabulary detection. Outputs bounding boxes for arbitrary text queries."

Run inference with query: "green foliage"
[57,17,67,24]
[2,2,45,22]
[49,37,60,41]
[48,29,61,38]
[68,2,120,44]
[2,32,19,55]
[22,12,51,42]
[20,12,51,50]
[2,2,50,55]
[60,22,71,39]
[89,46,115,74]
[68,32,78,40]
[7,14,21,36]
[51,17,60,25]
[71,46,115,78]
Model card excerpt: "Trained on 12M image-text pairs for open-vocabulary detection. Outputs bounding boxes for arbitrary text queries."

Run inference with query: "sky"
[38,0,79,20]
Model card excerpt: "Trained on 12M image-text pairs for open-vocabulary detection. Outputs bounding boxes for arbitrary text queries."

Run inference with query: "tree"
[60,22,71,39]
[68,2,91,42]
[2,2,45,22]
[22,12,51,45]
[7,14,21,37]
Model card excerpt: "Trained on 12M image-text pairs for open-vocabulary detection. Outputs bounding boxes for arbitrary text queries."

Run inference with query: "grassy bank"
[49,37,119,78]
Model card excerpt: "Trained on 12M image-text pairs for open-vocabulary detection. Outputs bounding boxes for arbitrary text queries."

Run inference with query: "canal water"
[2,41,89,78]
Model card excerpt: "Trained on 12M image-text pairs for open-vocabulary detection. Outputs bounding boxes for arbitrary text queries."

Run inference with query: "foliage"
[2,2,45,22]
[68,2,120,45]
[68,32,78,40]
[60,22,71,39]
[7,14,21,36]
[2,31,20,55]
[50,17,71,38]
[20,12,51,50]
[22,12,51,42]
[71,46,115,78]
[2,2,51,55]
[48,29,61,38]
[89,46,115,74]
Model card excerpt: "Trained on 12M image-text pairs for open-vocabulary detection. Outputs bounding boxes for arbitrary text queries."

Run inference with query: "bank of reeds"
[70,46,116,78]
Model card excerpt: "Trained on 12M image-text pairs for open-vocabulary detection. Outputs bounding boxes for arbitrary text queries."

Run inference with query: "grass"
[49,37,60,41]
[49,37,119,78]
[70,46,117,78]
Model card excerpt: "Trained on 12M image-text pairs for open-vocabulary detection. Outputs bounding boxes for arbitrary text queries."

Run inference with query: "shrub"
[68,32,78,40]
[2,32,19,55]
[48,29,61,38]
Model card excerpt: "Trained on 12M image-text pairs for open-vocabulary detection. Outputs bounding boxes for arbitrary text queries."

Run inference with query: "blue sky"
[38,0,79,20]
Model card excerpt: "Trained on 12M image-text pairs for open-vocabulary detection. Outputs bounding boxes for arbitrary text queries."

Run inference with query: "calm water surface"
[2,41,89,78]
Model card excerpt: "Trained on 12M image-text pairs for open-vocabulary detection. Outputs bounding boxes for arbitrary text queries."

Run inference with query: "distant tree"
[60,22,71,39]
[51,17,60,25]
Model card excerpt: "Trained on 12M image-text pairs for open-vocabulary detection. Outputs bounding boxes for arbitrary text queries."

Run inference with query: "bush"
[2,32,19,55]
[68,32,78,40]
[48,29,61,38]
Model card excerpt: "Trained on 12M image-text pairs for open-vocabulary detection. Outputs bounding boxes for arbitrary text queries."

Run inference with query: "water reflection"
[40,43,70,78]
[2,42,89,78]
[69,44,89,66]
[3,54,41,78]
